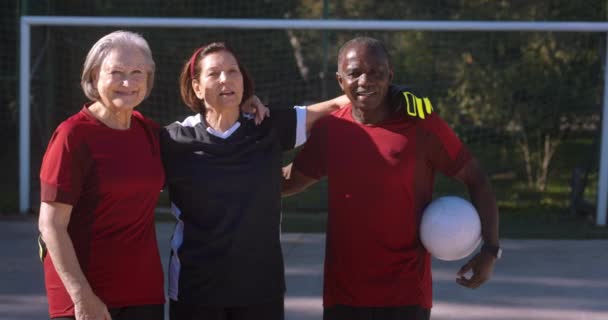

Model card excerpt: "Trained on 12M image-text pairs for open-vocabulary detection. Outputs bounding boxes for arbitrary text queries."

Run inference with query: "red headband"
[188,46,205,79]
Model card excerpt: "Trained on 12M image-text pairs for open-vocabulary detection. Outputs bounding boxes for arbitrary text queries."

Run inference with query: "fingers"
[74,294,111,320]
[255,106,270,125]
[456,258,479,288]
[457,260,473,278]
[459,266,491,289]
[282,163,293,180]
[245,95,269,125]
[457,273,485,289]
[104,308,112,320]
[240,96,255,113]
[240,95,269,125]
[336,94,350,108]
[254,109,262,125]
[456,254,495,289]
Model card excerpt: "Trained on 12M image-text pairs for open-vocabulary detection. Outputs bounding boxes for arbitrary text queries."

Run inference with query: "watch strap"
[481,243,502,259]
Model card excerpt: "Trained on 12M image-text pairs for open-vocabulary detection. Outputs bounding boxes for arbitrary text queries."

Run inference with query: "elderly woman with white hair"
[37,30,270,320]
[37,30,167,320]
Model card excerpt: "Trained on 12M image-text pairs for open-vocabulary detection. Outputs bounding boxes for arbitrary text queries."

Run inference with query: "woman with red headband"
[161,42,348,320]
[37,32,268,320]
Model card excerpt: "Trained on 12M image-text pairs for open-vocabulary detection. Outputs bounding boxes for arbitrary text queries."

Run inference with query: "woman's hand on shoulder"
[241,95,270,125]
[334,94,350,109]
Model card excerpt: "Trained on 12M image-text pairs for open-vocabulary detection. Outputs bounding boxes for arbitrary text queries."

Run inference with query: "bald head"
[337,37,391,72]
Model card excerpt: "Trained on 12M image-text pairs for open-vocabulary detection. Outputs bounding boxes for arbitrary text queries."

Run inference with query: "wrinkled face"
[336,44,393,112]
[93,46,148,111]
[193,51,244,110]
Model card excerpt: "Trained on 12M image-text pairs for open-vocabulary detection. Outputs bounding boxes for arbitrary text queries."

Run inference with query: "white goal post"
[19,16,608,226]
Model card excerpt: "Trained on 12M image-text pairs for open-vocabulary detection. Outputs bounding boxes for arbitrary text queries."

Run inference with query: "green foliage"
[443,31,602,190]
[412,2,598,192]
[6,0,605,219]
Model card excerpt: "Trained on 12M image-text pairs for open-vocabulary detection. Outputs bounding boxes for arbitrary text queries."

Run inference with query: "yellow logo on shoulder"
[402,91,433,119]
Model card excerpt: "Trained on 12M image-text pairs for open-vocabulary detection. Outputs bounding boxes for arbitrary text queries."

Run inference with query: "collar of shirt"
[206,121,241,139]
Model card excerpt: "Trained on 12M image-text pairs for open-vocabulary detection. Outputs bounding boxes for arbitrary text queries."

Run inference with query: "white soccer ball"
[420,196,482,261]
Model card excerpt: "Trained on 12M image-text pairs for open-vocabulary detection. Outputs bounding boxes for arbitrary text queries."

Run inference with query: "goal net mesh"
[26,25,602,212]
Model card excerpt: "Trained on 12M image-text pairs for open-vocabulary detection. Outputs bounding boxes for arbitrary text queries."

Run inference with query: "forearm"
[467,177,500,246]
[305,95,349,133]
[282,178,308,197]
[281,167,318,197]
[39,204,95,304]
[44,230,94,302]
[455,158,500,246]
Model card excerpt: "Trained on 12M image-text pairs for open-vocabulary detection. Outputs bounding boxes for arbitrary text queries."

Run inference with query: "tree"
[439,1,604,191]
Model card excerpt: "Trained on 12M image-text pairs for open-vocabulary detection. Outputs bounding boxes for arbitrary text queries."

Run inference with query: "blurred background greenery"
[2,0,607,237]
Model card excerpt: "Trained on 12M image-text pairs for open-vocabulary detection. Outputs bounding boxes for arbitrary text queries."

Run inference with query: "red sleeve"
[292,117,328,180]
[39,122,89,205]
[423,113,472,177]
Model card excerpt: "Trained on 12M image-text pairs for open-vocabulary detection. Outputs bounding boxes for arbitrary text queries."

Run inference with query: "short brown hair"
[179,42,254,113]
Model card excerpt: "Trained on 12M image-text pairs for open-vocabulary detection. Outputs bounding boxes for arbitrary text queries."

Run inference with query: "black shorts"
[52,303,164,320]
[169,298,284,320]
[323,304,431,320]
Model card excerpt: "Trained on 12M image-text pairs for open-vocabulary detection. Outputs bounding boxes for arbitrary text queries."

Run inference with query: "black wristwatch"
[481,244,502,259]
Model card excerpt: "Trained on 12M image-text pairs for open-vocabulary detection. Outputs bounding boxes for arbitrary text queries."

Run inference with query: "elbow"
[38,202,69,238]
[38,214,56,239]
[467,175,489,193]
[38,208,50,236]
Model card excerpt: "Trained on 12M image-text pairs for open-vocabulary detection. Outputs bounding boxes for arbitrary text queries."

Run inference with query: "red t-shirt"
[293,105,471,308]
[39,105,165,317]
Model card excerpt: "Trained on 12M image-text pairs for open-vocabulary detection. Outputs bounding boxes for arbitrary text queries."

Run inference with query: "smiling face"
[336,43,393,113]
[192,50,244,111]
[93,46,148,111]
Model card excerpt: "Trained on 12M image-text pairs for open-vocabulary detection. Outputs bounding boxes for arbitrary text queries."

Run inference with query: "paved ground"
[1,220,607,320]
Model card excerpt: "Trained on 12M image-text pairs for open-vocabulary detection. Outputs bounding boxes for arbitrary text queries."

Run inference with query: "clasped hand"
[456,251,496,289]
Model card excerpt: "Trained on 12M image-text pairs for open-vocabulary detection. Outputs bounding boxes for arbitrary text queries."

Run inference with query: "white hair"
[81,30,155,101]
